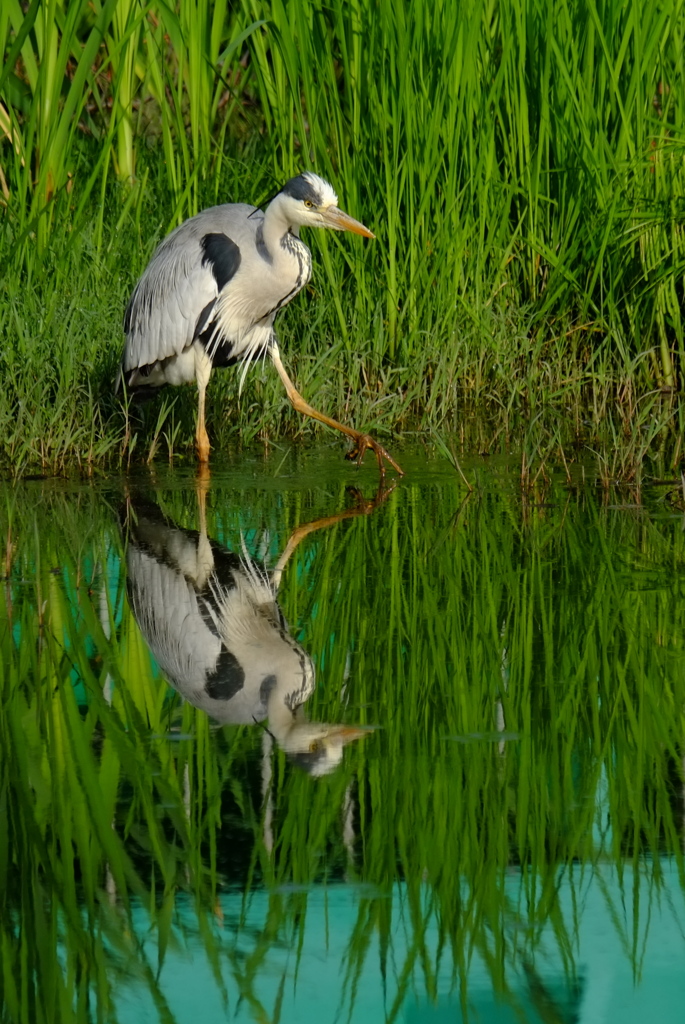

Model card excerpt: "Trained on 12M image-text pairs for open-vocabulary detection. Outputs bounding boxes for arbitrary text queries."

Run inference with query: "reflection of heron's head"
[280,723,372,778]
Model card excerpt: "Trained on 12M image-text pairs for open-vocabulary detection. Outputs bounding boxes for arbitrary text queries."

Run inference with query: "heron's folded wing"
[122,224,220,372]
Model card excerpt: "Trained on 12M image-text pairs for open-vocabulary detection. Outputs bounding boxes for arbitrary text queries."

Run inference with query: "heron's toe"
[346,434,404,477]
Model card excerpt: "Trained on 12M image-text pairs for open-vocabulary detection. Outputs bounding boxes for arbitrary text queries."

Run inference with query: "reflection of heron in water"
[120,484,389,775]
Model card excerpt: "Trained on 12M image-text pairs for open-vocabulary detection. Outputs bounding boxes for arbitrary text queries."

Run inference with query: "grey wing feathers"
[123,227,216,373]
[122,204,259,374]
[126,543,223,692]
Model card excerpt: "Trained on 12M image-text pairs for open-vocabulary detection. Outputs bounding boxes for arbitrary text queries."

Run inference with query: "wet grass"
[2,0,685,475]
[1,463,684,1019]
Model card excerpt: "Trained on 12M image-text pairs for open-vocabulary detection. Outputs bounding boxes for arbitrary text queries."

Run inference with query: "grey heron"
[119,172,403,476]
[121,489,382,775]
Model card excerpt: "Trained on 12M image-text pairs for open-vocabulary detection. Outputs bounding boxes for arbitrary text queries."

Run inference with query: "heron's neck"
[266,699,304,744]
[262,647,315,739]
[261,196,306,264]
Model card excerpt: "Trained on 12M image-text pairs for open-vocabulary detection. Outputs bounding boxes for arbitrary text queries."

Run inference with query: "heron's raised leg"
[195,351,212,463]
[270,348,404,477]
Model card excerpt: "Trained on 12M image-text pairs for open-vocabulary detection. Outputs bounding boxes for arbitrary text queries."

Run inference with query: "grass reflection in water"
[0,452,684,1022]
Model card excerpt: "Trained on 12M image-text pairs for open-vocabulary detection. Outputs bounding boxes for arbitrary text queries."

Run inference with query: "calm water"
[2,445,685,1023]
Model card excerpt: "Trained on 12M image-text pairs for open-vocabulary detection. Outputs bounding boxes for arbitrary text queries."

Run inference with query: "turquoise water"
[123,864,685,1023]
[1,446,685,1022]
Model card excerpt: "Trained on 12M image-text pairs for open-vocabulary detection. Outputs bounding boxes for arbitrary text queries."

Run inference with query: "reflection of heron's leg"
[269,347,404,477]
[271,480,396,589]
[100,574,117,903]
[261,729,274,855]
[343,783,356,880]
[196,464,210,536]
[183,763,192,884]
[193,466,214,588]
[100,581,113,706]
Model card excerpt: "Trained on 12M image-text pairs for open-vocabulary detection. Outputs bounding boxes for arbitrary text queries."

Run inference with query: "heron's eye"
[304,200,314,209]
[309,740,320,753]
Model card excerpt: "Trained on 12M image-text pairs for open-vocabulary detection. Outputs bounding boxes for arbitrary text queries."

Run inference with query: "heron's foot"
[346,478,398,514]
[346,433,404,477]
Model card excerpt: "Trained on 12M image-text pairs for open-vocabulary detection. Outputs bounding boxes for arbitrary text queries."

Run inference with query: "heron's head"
[283,722,374,777]
[278,172,375,238]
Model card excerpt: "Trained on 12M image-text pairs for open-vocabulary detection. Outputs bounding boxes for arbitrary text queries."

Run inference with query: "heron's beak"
[322,206,375,239]
[324,724,375,745]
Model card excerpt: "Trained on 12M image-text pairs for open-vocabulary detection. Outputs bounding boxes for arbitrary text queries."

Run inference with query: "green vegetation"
[2,0,685,474]
[1,463,684,1020]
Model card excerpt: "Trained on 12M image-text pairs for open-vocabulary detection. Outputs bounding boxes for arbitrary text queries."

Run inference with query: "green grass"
[2,0,685,474]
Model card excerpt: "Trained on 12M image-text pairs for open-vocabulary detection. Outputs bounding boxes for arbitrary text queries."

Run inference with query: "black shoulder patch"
[195,298,216,338]
[255,223,272,265]
[259,674,278,707]
[200,233,241,291]
[280,174,322,206]
[205,648,246,701]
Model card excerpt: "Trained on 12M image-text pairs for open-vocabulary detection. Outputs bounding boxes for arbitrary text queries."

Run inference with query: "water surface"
[1,446,685,1023]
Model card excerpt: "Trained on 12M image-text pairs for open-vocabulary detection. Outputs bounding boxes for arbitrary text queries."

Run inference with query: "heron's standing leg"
[194,347,213,464]
[269,348,404,477]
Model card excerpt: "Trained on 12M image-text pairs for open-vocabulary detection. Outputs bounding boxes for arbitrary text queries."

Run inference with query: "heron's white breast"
[213,230,312,338]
